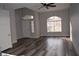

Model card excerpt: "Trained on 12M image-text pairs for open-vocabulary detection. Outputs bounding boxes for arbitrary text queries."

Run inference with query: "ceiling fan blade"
[47,3,55,5]
[38,5,44,9]
[49,5,56,7]
[41,3,46,6]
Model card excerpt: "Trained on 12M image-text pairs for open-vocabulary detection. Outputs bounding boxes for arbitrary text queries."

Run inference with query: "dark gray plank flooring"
[2,37,77,56]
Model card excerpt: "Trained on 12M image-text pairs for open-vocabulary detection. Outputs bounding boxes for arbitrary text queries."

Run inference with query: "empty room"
[0,3,79,56]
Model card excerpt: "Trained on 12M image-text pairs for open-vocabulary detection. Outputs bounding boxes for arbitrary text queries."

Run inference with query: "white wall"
[22,20,31,37]
[33,12,40,38]
[15,9,23,39]
[9,10,17,44]
[70,4,79,55]
[0,4,17,44]
[39,9,70,36]
[0,9,12,51]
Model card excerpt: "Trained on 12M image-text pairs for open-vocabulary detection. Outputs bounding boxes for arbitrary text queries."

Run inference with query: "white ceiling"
[2,3,70,12]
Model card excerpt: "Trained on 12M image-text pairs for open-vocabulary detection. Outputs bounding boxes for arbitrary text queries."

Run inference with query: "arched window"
[47,16,62,32]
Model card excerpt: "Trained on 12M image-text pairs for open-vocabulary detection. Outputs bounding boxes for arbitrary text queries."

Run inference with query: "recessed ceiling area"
[0,3,70,12]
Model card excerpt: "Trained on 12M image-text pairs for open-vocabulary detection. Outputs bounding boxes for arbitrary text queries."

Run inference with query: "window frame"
[31,20,35,33]
[47,16,62,33]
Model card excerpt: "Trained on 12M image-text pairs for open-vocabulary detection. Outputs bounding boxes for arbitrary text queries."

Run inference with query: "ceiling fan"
[39,3,56,9]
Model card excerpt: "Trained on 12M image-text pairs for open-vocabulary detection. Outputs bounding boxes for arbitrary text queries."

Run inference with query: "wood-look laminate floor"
[2,37,77,56]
